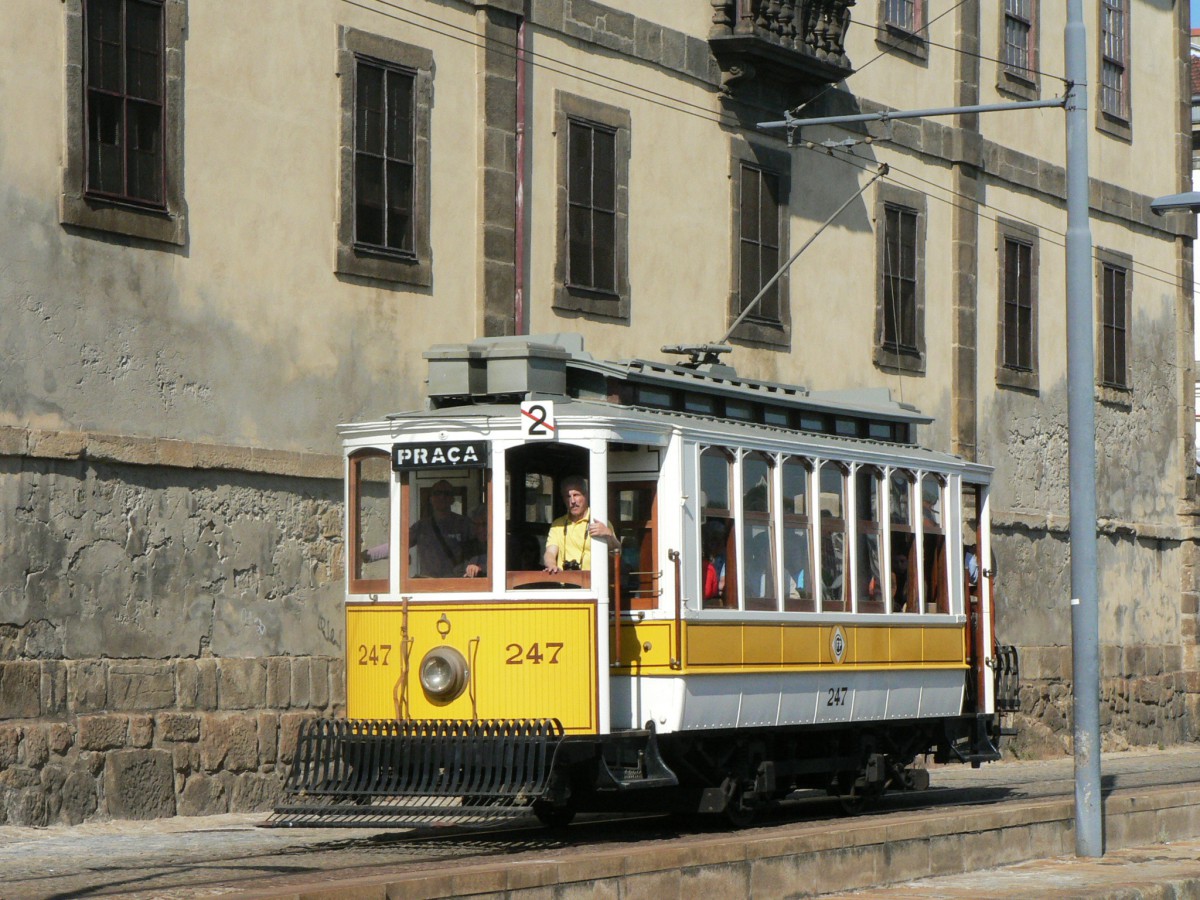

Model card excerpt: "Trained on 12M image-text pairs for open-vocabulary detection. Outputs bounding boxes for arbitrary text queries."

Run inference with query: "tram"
[275,334,1019,827]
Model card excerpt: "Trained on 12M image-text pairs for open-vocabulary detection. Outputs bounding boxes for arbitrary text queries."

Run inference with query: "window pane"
[744,522,776,607]
[743,455,771,513]
[593,129,615,212]
[568,122,592,206]
[592,210,616,292]
[356,64,384,157]
[386,160,414,252]
[740,167,760,242]
[782,459,808,516]
[783,527,811,604]
[355,155,385,246]
[386,71,414,163]
[127,100,163,203]
[125,1,162,102]
[406,470,487,580]
[88,93,124,194]
[921,476,942,529]
[88,0,123,92]
[568,204,592,286]
[354,453,391,587]
[701,450,730,511]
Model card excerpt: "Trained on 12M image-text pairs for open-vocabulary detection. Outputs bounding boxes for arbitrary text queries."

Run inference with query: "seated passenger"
[465,505,488,578]
[543,476,619,573]
[411,480,477,577]
[702,520,727,603]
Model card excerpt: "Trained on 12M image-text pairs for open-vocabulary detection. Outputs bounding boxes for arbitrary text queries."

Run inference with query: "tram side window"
[700,448,737,609]
[350,449,391,593]
[889,470,917,612]
[855,467,885,613]
[743,453,777,611]
[782,457,813,612]
[400,466,489,590]
[818,464,848,612]
[921,474,949,614]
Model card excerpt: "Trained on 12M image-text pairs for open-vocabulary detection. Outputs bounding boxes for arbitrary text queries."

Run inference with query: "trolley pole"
[1064,0,1103,858]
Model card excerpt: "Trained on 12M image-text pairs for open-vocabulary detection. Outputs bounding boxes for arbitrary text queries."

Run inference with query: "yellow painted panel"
[346,603,598,733]
[924,627,967,663]
[890,627,923,663]
[853,627,891,665]
[781,625,821,665]
[743,626,782,665]
[685,624,741,666]
[611,622,674,669]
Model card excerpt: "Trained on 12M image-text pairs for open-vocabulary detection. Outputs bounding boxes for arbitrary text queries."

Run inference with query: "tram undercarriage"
[271,711,1008,829]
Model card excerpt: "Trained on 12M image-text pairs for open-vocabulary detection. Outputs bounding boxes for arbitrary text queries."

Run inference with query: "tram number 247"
[355,643,564,666]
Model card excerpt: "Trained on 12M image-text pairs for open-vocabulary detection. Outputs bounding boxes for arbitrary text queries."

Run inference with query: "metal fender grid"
[270,717,565,827]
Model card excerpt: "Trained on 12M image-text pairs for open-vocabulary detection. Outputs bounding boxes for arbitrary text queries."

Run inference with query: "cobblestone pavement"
[1,747,1199,898]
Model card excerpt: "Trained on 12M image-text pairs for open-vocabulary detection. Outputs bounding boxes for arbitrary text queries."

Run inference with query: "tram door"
[608,482,658,611]
[964,483,987,711]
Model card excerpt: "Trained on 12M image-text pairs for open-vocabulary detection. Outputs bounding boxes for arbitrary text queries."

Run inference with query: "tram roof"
[401,335,935,446]
[342,397,985,476]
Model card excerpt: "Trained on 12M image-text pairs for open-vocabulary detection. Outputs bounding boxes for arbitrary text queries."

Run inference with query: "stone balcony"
[709,0,856,93]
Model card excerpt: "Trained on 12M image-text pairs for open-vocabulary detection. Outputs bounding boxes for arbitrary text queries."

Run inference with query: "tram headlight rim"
[419,646,470,702]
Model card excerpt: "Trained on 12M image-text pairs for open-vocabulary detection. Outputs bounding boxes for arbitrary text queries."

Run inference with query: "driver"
[543,475,619,574]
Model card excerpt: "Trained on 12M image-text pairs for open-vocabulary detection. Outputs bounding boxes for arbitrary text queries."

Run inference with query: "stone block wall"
[0,429,346,826]
[0,655,344,825]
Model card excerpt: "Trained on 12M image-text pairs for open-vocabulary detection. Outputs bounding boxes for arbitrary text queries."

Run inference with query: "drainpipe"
[514,4,528,334]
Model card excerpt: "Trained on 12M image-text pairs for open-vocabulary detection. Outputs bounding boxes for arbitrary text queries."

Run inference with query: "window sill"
[1097,383,1132,408]
[874,345,925,376]
[553,284,629,322]
[61,191,186,246]
[875,25,928,62]
[337,243,432,287]
[996,69,1039,102]
[996,366,1039,394]
[1096,110,1132,143]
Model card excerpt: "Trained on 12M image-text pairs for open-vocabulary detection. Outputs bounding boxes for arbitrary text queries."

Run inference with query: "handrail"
[611,550,622,667]
[668,550,682,669]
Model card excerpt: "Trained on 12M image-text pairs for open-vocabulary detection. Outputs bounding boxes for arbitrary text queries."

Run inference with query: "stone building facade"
[0,0,1195,823]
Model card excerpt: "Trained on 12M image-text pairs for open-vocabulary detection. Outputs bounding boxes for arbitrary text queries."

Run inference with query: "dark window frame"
[874,183,926,375]
[554,92,630,322]
[62,0,186,244]
[1096,0,1131,140]
[353,56,417,259]
[997,0,1040,100]
[336,27,433,287]
[728,141,791,349]
[876,0,928,60]
[996,218,1040,393]
[1095,248,1132,397]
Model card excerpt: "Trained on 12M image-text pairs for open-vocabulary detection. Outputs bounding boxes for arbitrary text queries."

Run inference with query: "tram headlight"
[419,646,469,702]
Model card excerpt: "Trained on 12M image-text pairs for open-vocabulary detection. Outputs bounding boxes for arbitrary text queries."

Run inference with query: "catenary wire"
[338,0,1189,295]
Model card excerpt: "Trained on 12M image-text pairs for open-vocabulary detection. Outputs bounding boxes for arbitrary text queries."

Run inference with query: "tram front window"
[394,446,490,590]
[504,443,593,589]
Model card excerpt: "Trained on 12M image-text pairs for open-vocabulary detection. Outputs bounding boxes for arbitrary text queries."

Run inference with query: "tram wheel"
[834,772,867,816]
[532,801,576,829]
[721,784,758,828]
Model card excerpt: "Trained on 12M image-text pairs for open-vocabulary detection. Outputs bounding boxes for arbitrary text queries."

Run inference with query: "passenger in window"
[702,520,727,603]
[543,476,619,573]
[411,480,477,577]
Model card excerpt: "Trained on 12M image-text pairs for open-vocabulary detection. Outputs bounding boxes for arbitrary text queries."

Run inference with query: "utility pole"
[757,1,1105,857]
[1064,0,1103,858]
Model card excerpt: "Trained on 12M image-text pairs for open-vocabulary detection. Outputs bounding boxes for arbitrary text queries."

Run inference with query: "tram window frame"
[741,451,777,611]
[700,447,737,609]
[781,456,814,612]
[920,473,950,614]
[349,448,392,594]
[399,467,491,592]
[887,469,918,613]
[817,462,849,613]
[854,466,886,614]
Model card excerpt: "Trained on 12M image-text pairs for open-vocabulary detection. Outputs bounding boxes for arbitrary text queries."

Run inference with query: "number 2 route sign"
[520,401,556,440]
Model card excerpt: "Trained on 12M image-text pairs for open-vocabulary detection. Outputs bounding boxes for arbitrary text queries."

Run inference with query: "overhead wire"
[337,0,1190,296]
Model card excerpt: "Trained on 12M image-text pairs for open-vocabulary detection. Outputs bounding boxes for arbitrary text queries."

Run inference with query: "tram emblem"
[831,626,846,664]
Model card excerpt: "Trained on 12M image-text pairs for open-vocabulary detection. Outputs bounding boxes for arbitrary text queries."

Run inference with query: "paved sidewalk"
[836,837,1200,898]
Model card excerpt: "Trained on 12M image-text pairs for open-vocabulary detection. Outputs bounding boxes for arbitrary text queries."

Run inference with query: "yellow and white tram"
[277,335,1019,827]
